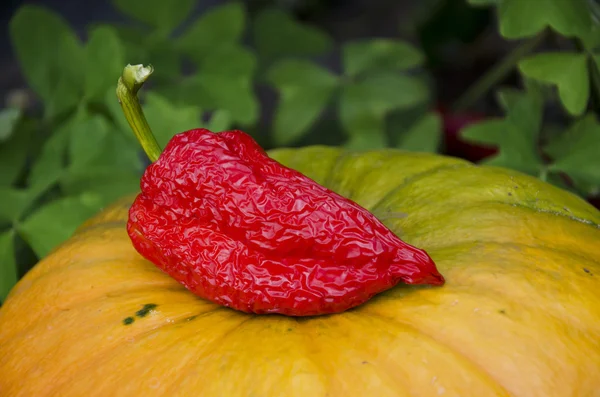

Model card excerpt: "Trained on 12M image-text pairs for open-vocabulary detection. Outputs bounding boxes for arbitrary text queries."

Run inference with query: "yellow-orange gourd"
[1,147,599,397]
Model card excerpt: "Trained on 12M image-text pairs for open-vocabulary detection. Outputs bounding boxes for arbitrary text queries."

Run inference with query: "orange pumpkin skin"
[1,147,599,397]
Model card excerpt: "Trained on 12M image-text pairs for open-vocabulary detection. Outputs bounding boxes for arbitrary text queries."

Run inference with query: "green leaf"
[104,88,133,134]
[339,72,429,149]
[46,75,83,119]
[518,52,589,116]
[468,0,498,5]
[109,24,149,63]
[196,45,259,125]
[111,0,196,32]
[267,60,339,145]
[253,9,333,62]
[18,193,104,258]
[9,5,83,117]
[62,126,143,203]
[351,72,429,114]
[84,26,125,102]
[580,25,600,52]
[498,0,592,39]
[68,115,111,168]
[61,167,141,205]
[177,2,245,64]
[499,85,544,134]
[461,91,544,175]
[546,114,600,188]
[207,110,233,132]
[145,36,182,82]
[340,109,387,150]
[144,93,202,148]
[152,77,210,108]
[28,112,80,189]
[343,39,424,77]
[0,230,17,303]
[397,112,442,152]
[0,117,31,186]
[0,108,21,142]
[0,188,32,223]
[339,88,386,149]
[88,130,144,172]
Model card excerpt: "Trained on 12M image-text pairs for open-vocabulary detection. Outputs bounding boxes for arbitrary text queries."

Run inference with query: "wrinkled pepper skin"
[127,129,444,316]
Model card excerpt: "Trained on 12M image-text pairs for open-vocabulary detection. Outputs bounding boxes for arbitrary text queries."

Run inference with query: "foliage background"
[1,0,600,302]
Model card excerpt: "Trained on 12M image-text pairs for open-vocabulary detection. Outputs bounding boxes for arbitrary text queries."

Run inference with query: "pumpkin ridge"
[0,272,184,344]
[156,316,259,396]
[357,310,512,395]
[302,313,414,395]
[365,290,599,396]
[0,284,202,365]
[427,240,600,269]
[276,315,390,396]
[389,202,600,263]
[367,165,600,228]
[369,163,473,212]
[321,150,350,190]
[30,255,160,283]
[288,317,338,394]
[42,309,251,397]
[503,201,600,229]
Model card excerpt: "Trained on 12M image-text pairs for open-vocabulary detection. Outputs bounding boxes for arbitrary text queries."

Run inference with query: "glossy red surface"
[128,129,444,316]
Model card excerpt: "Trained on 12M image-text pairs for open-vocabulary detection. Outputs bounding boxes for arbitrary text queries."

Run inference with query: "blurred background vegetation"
[1,0,600,301]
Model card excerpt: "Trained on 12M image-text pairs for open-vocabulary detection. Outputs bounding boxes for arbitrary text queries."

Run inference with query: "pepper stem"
[116,64,162,162]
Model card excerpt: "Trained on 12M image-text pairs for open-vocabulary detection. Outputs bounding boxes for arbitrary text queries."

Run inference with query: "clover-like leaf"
[0,230,17,302]
[61,167,141,206]
[87,129,144,171]
[27,117,73,189]
[109,24,149,63]
[206,110,233,132]
[18,193,104,258]
[267,60,339,145]
[9,5,83,117]
[339,104,387,150]
[0,188,32,223]
[104,88,134,134]
[498,0,592,39]
[343,39,424,77]
[144,92,202,148]
[339,72,429,149]
[253,9,333,62]
[546,114,600,189]
[68,115,111,168]
[177,2,245,64]
[468,0,498,5]
[0,108,21,142]
[112,0,196,33]
[62,126,143,203]
[195,45,259,125]
[84,26,125,102]
[396,112,442,152]
[350,72,429,115]
[518,52,589,116]
[0,113,30,187]
[461,90,544,176]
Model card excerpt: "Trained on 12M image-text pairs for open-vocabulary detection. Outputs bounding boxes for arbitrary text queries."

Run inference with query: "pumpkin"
[1,147,599,397]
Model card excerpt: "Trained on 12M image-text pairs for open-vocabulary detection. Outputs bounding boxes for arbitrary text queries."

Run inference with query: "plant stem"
[453,32,546,113]
[116,64,162,162]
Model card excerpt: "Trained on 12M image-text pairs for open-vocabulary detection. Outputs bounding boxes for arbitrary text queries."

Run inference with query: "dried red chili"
[117,64,445,317]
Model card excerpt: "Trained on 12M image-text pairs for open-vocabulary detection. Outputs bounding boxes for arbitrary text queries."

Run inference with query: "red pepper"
[118,65,444,317]
[127,129,444,316]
